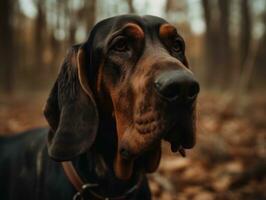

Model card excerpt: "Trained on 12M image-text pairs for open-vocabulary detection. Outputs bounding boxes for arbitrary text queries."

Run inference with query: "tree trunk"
[218,0,232,87]
[201,0,233,88]
[254,6,266,83]
[34,0,46,75]
[0,0,15,93]
[85,0,96,33]
[239,0,251,67]
[127,0,136,13]
[231,0,252,90]
[201,0,220,87]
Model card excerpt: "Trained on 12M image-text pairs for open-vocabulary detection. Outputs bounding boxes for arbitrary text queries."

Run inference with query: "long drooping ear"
[43,44,99,161]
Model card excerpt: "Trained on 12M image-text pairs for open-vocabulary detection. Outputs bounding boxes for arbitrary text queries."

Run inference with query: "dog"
[0,15,199,200]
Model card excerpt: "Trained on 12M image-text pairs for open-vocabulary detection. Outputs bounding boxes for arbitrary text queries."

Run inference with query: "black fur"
[0,128,151,199]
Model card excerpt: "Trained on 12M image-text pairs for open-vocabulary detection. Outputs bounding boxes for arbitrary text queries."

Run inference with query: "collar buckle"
[73,192,82,200]
[73,183,99,200]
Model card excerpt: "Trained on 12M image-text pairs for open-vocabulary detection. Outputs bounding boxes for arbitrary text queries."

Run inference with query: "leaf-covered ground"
[0,90,265,200]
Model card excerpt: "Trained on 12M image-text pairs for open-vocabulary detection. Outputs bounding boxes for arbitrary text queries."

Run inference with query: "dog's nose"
[154,70,200,102]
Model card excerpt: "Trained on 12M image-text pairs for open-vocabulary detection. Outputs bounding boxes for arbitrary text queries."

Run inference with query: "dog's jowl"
[0,15,199,200]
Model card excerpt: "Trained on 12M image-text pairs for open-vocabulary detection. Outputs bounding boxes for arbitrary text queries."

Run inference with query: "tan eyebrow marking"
[122,23,144,39]
[159,24,177,38]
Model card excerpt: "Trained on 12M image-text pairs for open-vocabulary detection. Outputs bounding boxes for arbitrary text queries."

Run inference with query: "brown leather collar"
[62,161,143,200]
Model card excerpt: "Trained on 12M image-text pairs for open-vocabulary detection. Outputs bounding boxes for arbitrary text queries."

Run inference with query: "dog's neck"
[70,116,142,197]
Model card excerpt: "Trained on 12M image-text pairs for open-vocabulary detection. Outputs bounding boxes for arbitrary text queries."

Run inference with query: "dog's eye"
[112,37,129,52]
[172,38,183,53]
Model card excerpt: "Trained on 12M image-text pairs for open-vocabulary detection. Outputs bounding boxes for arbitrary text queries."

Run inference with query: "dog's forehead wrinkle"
[106,15,167,38]
[89,15,170,47]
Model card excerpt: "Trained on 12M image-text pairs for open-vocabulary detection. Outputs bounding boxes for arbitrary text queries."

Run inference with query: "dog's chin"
[113,113,196,180]
[114,125,162,180]
[114,142,161,180]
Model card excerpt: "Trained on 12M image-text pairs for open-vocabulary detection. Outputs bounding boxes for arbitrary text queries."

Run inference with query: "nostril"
[162,83,180,100]
[187,82,200,100]
[154,81,180,101]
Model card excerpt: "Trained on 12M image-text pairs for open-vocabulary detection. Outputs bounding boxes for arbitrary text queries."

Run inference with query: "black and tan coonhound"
[0,15,199,200]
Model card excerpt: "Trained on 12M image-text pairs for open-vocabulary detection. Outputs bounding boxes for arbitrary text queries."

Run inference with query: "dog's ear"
[43,44,99,161]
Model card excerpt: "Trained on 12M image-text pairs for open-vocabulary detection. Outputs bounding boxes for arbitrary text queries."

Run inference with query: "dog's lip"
[137,120,190,158]
[126,109,195,158]
[163,119,195,157]
[135,116,195,151]
[170,143,186,157]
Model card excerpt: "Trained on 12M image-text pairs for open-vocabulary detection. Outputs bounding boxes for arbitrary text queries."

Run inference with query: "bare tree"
[254,4,266,83]
[127,0,136,13]
[201,0,233,88]
[85,0,97,33]
[231,0,252,90]
[218,0,232,87]
[0,0,15,92]
[201,0,220,86]
[34,0,47,74]
[239,0,252,67]
[67,0,76,45]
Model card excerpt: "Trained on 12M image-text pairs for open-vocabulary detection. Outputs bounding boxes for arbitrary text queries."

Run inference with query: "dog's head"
[44,15,200,180]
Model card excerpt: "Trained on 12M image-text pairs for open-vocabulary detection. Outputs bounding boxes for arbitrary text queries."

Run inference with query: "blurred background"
[0,0,265,199]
